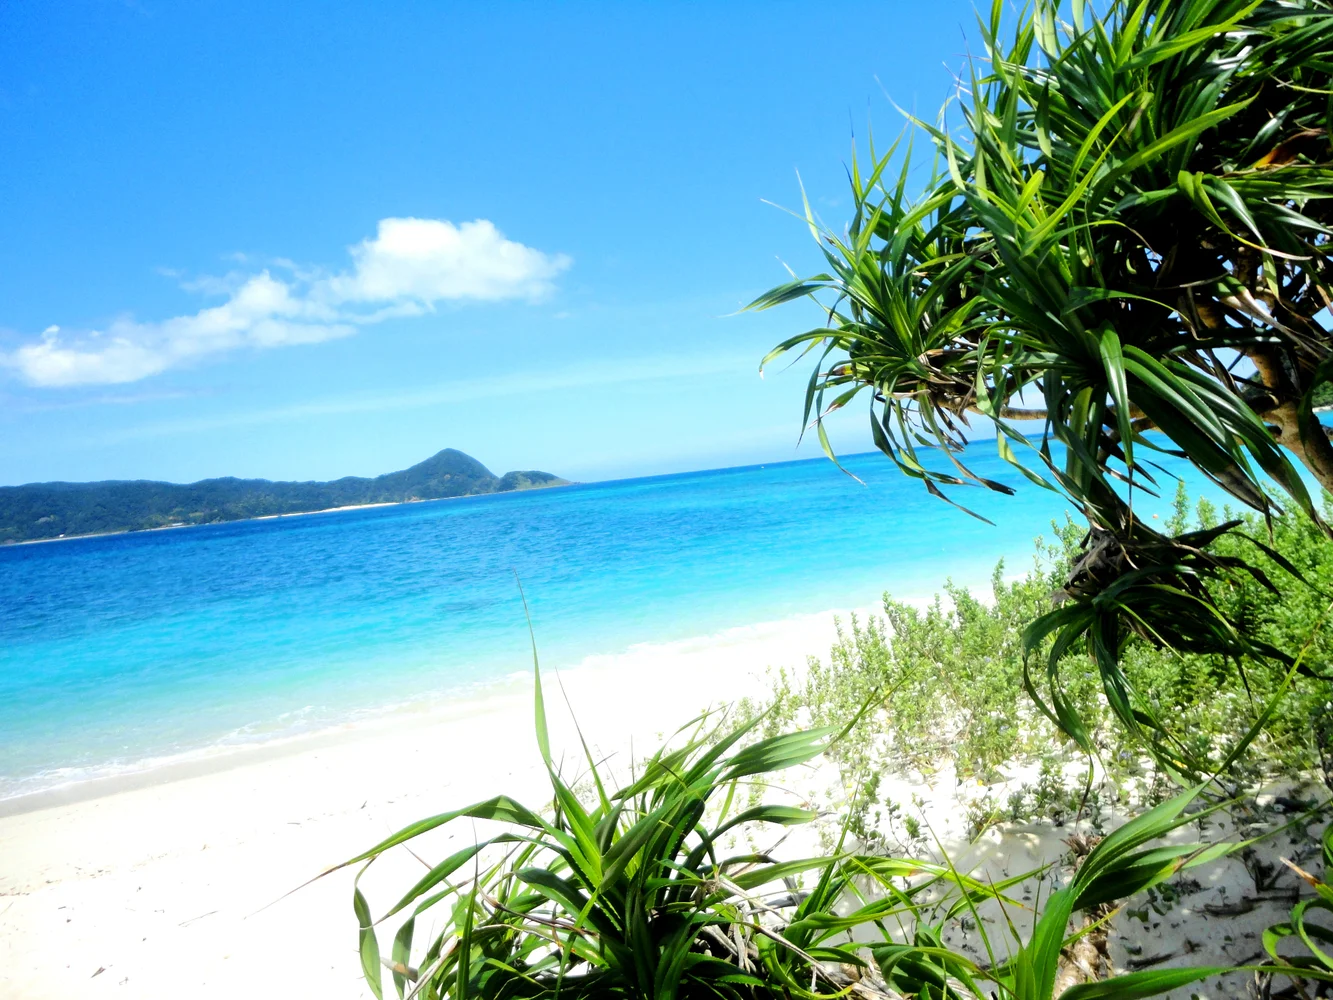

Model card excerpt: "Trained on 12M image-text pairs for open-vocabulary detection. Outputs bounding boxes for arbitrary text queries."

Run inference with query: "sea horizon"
[0,447,1231,803]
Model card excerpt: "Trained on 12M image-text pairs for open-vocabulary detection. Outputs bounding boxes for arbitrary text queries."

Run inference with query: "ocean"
[0,447,1228,801]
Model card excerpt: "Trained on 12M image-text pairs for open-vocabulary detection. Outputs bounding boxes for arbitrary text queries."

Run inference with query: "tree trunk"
[1250,346,1333,495]
[1051,835,1112,994]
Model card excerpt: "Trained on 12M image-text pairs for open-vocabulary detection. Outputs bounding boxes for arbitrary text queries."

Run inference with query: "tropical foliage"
[334,1,1333,996]
[751,0,1333,757]
[740,489,1333,834]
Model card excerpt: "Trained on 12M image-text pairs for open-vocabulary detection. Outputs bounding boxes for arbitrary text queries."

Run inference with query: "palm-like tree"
[753,0,1333,763]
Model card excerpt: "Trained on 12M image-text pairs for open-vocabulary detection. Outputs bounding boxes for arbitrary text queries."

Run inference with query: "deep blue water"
[0,448,1225,798]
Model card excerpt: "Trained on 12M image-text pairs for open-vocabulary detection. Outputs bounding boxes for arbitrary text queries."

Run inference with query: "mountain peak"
[398,449,496,481]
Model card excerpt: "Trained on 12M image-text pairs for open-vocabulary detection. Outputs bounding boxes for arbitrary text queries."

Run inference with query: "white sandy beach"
[0,608,859,999]
[0,603,1321,1000]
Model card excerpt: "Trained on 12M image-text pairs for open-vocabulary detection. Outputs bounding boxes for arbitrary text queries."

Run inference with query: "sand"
[0,609,853,999]
[1,603,1324,999]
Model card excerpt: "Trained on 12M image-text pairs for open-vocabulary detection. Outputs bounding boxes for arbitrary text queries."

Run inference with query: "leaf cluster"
[754,0,1333,761]
[331,655,1026,1000]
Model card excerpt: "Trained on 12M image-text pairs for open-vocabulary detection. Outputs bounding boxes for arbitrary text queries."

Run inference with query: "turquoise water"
[0,447,1224,799]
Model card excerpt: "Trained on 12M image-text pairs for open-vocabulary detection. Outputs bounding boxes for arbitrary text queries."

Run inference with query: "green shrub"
[740,487,1333,831]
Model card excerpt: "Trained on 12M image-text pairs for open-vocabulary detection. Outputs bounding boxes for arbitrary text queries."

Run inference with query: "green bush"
[739,486,1333,834]
[1121,490,1333,784]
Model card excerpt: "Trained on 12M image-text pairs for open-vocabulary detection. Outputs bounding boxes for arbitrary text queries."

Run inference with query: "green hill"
[0,449,568,544]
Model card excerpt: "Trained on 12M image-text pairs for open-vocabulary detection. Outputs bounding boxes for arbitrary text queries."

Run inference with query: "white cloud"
[323,218,569,305]
[3,218,570,387]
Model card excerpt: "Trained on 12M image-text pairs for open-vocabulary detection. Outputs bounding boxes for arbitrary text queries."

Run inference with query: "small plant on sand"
[330,647,1266,999]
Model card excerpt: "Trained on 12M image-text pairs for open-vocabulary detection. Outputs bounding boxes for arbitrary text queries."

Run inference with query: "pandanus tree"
[752,0,1333,766]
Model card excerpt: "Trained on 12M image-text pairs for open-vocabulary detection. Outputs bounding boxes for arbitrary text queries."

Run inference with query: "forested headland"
[0,448,567,543]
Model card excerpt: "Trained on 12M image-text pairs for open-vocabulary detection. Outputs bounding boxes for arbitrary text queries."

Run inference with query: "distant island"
[0,449,569,544]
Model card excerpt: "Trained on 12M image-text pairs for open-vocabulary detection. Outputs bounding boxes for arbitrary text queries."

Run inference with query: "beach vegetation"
[739,489,1333,837]
[331,653,1258,1000]
[751,0,1333,768]
[742,0,1333,988]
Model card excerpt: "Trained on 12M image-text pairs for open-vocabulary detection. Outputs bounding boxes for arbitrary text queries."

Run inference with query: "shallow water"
[0,446,1226,798]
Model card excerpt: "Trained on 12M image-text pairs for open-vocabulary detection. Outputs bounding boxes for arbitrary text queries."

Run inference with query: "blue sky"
[0,0,980,486]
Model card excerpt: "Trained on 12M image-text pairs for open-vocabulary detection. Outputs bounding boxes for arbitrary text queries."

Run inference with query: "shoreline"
[0,481,576,548]
[0,600,882,817]
[0,599,856,998]
[0,681,529,819]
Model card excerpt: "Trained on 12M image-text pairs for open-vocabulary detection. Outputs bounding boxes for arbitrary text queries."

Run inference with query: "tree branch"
[966,405,1049,420]
[1249,345,1333,493]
